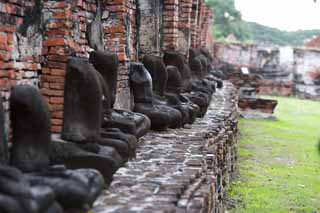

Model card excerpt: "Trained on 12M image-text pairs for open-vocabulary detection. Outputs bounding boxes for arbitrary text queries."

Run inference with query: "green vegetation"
[205,0,251,41]
[229,97,320,212]
[205,0,320,46]
[247,22,320,46]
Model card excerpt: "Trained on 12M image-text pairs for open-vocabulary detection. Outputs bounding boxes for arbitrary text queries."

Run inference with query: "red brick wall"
[41,0,98,133]
[162,0,180,51]
[177,0,192,56]
[103,0,137,110]
[41,0,138,132]
[162,0,214,57]
[0,0,215,134]
[190,0,214,54]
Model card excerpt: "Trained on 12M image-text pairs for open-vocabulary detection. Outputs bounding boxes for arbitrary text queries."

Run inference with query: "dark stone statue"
[50,138,121,185]
[130,62,182,131]
[27,168,104,210]
[163,51,192,92]
[162,52,213,117]
[143,55,168,96]
[61,57,135,160]
[62,58,102,142]
[189,48,223,89]
[5,84,105,211]
[0,165,63,213]
[165,66,200,123]
[89,51,150,138]
[10,84,51,172]
[143,55,197,125]
[189,55,204,79]
[0,94,63,213]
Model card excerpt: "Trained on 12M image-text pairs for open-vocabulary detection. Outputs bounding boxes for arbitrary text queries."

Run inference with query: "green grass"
[228,97,320,213]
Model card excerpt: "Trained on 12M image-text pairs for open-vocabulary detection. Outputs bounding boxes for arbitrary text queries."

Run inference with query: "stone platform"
[93,82,239,213]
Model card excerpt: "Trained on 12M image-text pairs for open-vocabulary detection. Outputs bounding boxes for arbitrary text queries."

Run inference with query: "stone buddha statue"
[165,65,200,124]
[61,57,136,161]
[189,48,223,89]
[6,84,105,211]
[143,54,197,125]
[163,51,214,117]
[130,62,182,131]
[89,51,151,139]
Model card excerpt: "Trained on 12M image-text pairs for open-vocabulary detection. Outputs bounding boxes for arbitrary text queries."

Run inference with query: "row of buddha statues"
[0,48,223,212]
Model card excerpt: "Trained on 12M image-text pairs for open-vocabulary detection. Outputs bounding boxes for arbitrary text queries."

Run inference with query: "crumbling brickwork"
[305,36,320,49]
[0,0,214,133]
[214,42,295,97]
[294,48,320,100]
[177,0,192,55]
[41,0,102,133]
[215,42,320,99]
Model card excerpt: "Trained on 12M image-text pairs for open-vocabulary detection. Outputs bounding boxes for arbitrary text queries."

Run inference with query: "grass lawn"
[228,96,320,213]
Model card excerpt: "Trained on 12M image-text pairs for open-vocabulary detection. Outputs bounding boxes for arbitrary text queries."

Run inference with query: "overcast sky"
[235,0,320,31]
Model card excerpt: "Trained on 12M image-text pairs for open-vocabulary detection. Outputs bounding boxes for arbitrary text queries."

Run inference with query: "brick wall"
[162,0,180,52]
[177,0,192,56]
[41,0,100,133]
[102,0,137,110]
[0,0,214,134]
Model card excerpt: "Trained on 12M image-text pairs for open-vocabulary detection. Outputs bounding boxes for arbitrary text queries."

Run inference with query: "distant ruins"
[214,42,320,100]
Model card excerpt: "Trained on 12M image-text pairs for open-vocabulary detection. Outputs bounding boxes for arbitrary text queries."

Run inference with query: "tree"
[205,0,250,41]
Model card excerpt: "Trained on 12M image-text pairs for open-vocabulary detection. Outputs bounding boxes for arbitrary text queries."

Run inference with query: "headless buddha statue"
[143,54,198,125]
[9,84,105,211]
[130,62,183,131]
[89,51,151,139]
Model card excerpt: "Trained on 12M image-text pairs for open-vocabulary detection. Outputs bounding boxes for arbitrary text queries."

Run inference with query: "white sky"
[235,0,320,31]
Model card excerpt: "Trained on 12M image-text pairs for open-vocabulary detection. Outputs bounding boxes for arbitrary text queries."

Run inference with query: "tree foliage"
[247,22,320,46]
[205,0,250,41]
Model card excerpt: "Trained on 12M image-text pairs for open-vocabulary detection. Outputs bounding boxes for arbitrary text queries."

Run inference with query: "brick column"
[190,0,199,48]
[41,0,99,133]
[41,1,72,133]
[102,0,137,110]
[162,0,179,52]
[201,6,214,54]
[195,0,204,48]
[177,0,193,57]
[200,5,211,47]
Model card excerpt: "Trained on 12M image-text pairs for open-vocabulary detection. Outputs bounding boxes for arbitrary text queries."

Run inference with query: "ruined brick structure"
[214,42,320,100]
[214,42,295,97]
[0,0,214,133]
[305,35,320,49]
[294,48,320,100]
